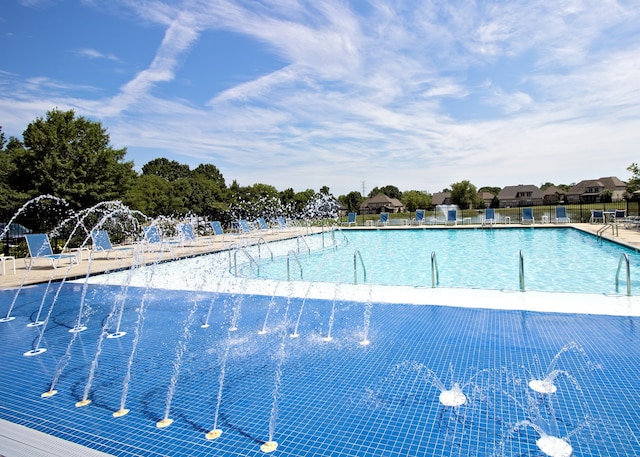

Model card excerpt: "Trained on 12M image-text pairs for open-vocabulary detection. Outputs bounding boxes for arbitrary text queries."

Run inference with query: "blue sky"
[1,0,639,197]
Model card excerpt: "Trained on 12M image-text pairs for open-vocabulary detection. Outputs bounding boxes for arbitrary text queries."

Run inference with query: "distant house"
[566,177,627,203]
[359,194,405,214]
[477,191,496,208]
[431,192,452,208]
[497,185,543,207]
[542,186,566,205]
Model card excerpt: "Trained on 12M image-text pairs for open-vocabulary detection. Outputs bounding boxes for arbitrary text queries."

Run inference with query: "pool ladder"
[616,253,631,296]
[519,250,525,291]
[597,222,618,239]
[431,252,439,287]
[354,250,367,284]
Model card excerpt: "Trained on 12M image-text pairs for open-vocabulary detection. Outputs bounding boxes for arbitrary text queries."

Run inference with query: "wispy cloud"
[74,47,122,63]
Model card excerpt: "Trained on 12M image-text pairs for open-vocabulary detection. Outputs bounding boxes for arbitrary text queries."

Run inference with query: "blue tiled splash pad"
[1,283,639,456]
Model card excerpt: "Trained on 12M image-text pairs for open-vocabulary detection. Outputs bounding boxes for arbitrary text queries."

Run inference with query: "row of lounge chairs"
[344,207,573,226]
[21,217,297,270]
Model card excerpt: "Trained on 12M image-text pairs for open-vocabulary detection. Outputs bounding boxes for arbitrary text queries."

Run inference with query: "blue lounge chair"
[91,230,135,259]
[377,212,389,226]
[257,217,270,231]
[446,209,457,226]
[483,208,496,226]
[238,219,254,234]
[614,209,626,222]
[178,223,210,247]
[412,209,425,225]
[25,233,78,269]
[344,212,357,226]
[521,208,534,224]
[590,210,604,224]
[144,225,179,250]
[555,206,570,223]
[211,221,224,236]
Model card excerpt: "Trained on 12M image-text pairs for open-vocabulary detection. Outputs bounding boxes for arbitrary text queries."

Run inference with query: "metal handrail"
[354,249,367,284]
[256,237,274,261]
[287,250,303,280]
[297,235,311,255]
[615,253,631,296]
[597,222,618,239]
[519,250,525,292]
[431,251,439,288]
[232,248,260,277]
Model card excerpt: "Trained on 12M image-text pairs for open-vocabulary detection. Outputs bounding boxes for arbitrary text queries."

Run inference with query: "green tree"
[368,185,402,199]
[124,175,182,217]
[450,180,480,210]
[191,163,226,189]
[339,191,364,213]
[599,189,613,203]
[626,163,640,196]
[0,127,25,218]
[8,109,136,209]
[401,190,431,212]
[142,157,191,181]
[172,176,228,217]
[478,186,501,195]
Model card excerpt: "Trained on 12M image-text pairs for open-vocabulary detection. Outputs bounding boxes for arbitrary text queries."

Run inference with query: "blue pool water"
[240,228,640,294]
[0,280,639,456]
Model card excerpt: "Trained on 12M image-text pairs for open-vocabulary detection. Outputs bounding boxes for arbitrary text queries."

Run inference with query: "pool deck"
[1,223,639,290]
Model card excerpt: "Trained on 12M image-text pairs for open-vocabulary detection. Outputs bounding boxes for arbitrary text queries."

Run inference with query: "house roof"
[542,186,565,196]
[497,185,542,199]
[567,176,627,195]
[431,192,451,205]
[359,193,404,209]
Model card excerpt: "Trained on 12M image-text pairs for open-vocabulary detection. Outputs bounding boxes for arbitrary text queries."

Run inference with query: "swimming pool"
[0,227,639,456]
[238,228,640,295]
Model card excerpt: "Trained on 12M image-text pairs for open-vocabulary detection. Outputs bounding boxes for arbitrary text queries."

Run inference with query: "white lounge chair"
[445,209,457,226]
[483,208,496,226]
[91,230,135,259]
[521,208,534,225]
[412,209,425,225]
[554,206,570,223]
[25,233,78,269]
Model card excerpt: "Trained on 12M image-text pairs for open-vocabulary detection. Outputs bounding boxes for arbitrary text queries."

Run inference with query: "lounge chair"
[1,255,16,275]
[412,209,425,225]
[91,230,135,259]
[483,208,496,226]
[25,233,78,269]
[275,216,299,232]
[377,212,389,226]
[445,209,457,226]
[590,210,604,224]
[256,217,271,231]
[144,225,180,250]
[209,221,234,243]
[238,219,256,234]
[178,223,210,247]
[613,210,626,222]
[344,212,357,226]
[554,206,570,223]
[211,221,225,236]
[521,208,534,225]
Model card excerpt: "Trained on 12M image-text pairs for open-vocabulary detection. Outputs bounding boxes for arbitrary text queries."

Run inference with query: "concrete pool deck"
[1,222,639,290]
